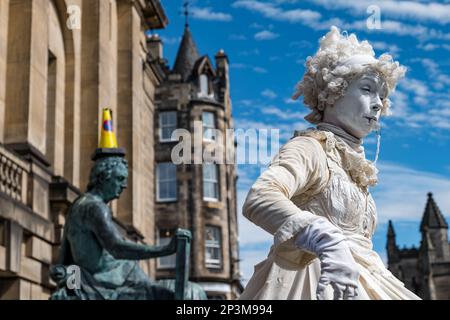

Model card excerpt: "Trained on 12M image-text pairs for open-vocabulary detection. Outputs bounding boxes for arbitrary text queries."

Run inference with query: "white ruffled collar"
[293,128,378,189]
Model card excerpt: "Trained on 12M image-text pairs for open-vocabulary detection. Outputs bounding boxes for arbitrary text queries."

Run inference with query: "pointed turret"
[420,192,448,232]
[388,220,396,238]
[387,220,399,264]
[420,192,449,261]
[173,26,200,81]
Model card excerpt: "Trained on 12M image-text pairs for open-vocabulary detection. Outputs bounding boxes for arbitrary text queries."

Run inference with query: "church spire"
[420,192,448,232]
[386,220,398,264]
[387,220,396,238]
[183,0,189,29]
[173,0,200,81]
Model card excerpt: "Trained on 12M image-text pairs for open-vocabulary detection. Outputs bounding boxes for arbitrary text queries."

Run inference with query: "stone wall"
[0,0,166,299]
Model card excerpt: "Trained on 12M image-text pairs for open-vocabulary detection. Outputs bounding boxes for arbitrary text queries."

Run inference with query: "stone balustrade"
[0,145,29,205]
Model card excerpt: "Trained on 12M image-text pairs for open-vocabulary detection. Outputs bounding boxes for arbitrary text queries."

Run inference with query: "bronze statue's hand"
[174,228,192,239]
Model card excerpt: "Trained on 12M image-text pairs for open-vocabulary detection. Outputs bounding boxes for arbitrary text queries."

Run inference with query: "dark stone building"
[149,24,242,299]
[387,193,450,299]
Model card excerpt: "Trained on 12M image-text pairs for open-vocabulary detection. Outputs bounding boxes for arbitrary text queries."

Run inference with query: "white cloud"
[249,22,264,29]
[307,0,450,25]
[233,1,450,41]
[191,7,233,22]
[386,59,450,131]
[373,162,450,223]
[233,117,308,141]
[261,89,277,99]
[160,36,180,45]
[370,41,401,55]
[289,40,313,49]
[230,63,268,74]
[284,97,298,104]
[417,43,450,52]
[229,34,247,40]
[420,58,450,89]
[400,78,428,99]
[237,99,255,107]
[275,0,300,4]
[233,1,321,23]
[417,43,440,51]
[252,66,268,73]
[238,48,260,56]
[254,30,280,40]
[261,106,307,121]
[389,90,409,118]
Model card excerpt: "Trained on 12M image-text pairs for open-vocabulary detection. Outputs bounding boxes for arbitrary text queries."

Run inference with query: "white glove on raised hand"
[295,218,360,300]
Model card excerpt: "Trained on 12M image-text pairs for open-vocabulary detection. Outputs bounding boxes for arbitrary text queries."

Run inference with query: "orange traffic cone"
[99,108,118,148]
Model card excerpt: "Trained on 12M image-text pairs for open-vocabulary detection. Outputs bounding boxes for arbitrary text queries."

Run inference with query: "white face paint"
[323,72,387,139]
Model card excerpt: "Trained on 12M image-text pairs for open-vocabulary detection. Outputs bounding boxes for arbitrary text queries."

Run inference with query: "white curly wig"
[293,26,406,124]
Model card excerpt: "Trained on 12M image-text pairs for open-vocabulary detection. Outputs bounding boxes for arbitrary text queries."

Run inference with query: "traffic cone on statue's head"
[99,108,118,148]
[92,108,125,161]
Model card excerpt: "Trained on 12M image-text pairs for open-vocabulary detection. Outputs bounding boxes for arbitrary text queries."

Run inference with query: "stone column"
[4,0,48,158]
[79,0,118,190]
[0,0,9,143]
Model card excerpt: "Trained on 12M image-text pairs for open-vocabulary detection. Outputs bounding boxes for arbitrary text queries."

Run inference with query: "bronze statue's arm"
[88,204,176,260]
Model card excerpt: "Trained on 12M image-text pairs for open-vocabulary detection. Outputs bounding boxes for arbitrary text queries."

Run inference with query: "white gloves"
[295,218,360,300]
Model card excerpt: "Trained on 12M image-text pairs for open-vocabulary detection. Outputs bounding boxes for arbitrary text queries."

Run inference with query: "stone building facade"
[0,0,170,299]
[150,25,242,300]
[387,193,450,299]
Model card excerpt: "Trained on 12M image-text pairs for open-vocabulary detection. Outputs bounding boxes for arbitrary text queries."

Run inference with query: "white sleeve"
[242,136,329,246]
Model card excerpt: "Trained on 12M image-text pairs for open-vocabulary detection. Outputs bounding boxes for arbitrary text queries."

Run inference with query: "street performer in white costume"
[240,26,420,300]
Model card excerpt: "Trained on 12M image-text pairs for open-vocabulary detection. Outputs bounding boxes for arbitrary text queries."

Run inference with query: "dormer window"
[199,74,209,97]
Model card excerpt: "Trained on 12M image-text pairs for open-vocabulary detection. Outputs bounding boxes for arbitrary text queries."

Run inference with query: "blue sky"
[157,0,450,285]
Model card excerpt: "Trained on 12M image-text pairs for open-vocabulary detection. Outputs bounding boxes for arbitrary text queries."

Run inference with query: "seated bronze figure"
[50,153,206,300]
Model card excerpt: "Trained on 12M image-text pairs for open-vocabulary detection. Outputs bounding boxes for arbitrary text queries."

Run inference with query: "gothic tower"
[151,18,242,299]
[420,192,449,262]
[387,193,450,299]
[386,220,399,270]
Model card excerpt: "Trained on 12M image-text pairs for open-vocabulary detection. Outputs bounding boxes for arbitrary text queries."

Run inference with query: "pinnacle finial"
[184,0,190,28]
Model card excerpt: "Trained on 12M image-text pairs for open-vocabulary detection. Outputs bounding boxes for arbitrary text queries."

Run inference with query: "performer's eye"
[361,87,371,92]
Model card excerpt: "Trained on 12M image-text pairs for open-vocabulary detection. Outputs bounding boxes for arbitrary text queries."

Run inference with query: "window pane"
[203,164,217,180]
[159,181,167,199]
[160,112,177,141]
[205,226,221,268]
[202,112,214,126]
[212,247,220,260]
[162,127,172,140]
[203,164,218,200]
[168,163,176,178]
[203,164,211,179]
[203,182,211,199]
[157,163,177,201]
[204,128,213,140]
[157,233,176,268]
[200,74,208,95]
[160,111,176,125]
[167,181,177,199]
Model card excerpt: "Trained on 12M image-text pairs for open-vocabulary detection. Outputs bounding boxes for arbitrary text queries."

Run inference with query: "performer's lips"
[364,116,377,123]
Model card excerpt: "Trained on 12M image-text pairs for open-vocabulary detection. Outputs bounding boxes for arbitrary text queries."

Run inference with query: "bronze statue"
[50,109,206,300]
